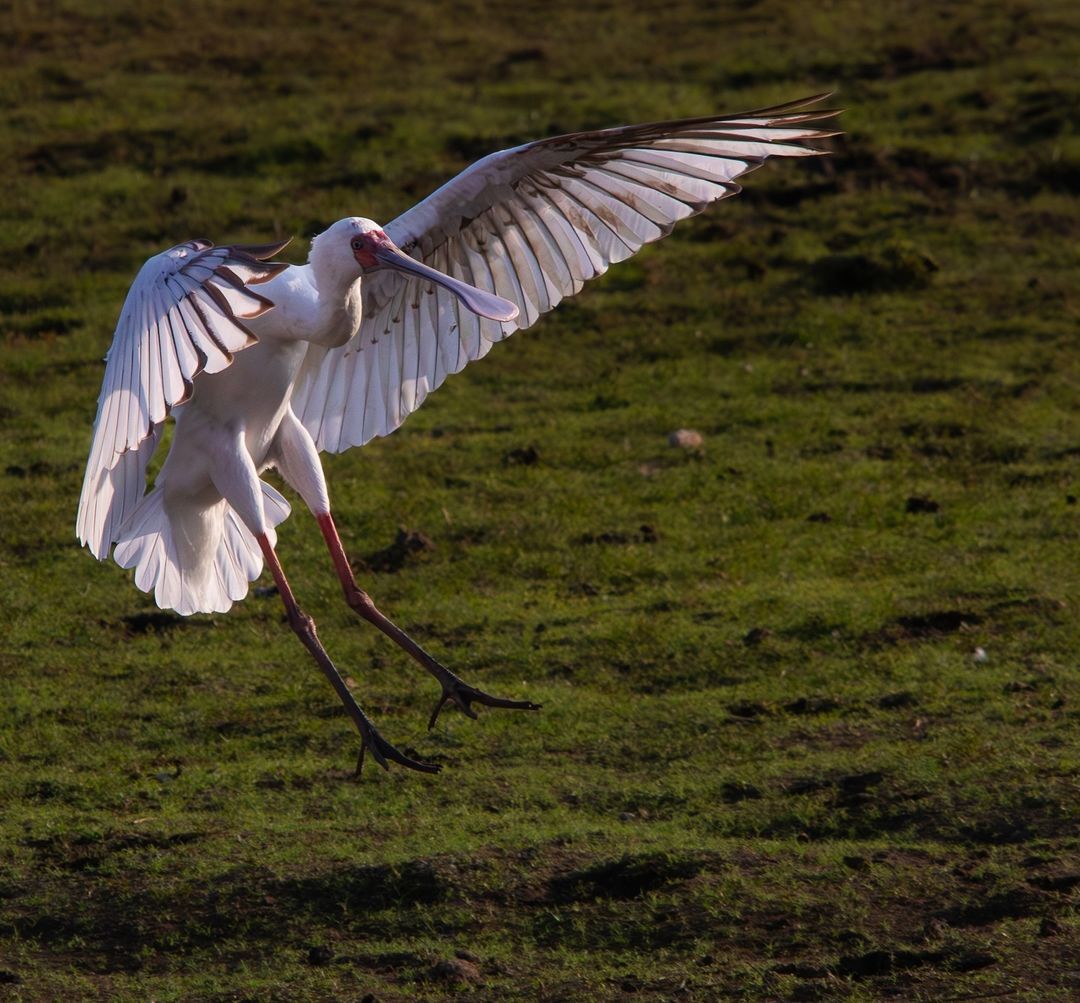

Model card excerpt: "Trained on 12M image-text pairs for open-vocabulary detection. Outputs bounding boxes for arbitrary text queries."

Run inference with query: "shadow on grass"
[5,834,1077,980]
[3,857,448,974]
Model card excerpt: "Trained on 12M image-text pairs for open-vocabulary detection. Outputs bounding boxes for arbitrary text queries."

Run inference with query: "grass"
[1,0,1078,999]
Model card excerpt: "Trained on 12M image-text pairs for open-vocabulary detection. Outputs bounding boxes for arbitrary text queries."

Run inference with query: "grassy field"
[1,0,1078,999]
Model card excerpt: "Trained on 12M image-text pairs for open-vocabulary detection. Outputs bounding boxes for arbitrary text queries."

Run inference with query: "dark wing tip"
[233,237,293,260]
[251,260,291,283]
[737,91,836,115]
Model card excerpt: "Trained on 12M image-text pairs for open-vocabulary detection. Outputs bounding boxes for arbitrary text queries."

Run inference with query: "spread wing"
[76,238,291,558]
[292,94,839,453]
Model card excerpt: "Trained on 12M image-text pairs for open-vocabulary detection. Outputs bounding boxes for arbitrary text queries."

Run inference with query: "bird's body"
[77,97,839,773]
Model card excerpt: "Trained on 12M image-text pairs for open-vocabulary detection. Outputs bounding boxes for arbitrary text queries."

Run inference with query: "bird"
[76,94,839,775]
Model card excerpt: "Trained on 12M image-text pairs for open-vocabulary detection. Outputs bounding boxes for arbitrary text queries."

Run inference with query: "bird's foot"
[353,710,441,777]
[427,667,541,730]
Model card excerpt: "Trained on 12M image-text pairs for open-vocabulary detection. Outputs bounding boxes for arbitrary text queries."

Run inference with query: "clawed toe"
[354,714,441,776]
[428,671,542,729]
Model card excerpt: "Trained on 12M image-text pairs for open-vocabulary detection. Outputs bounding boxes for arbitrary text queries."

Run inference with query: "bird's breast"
[177,339,305,462]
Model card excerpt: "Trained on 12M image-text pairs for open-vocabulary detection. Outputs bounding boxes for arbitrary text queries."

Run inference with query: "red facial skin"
[351,230,391,269]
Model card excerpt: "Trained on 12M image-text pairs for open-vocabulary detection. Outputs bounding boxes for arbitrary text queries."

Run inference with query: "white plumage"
[77,95,839,773]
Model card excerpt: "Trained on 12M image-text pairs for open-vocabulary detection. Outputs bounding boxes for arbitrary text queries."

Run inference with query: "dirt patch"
[863,609,983,647]
[547,851,715,902]
[905,495,941,514]
[937,887,1044,927]
[358,528,436,573]
[878,691,919,709]
[575,525,658,545]
[808,241,938,295]
[502,445,539,466]
[784,696,842,715]
[21,830,205,873]
[721,781,763,803]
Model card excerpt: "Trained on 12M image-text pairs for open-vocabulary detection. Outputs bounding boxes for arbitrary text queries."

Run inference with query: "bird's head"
[346,217,392,269]
[315,217,518,323]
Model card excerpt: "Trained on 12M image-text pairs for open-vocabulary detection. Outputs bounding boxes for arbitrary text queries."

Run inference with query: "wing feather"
[542,186,609,275]
[144,290,164,426]
[519,188,592,291]
[77,238,290,558]
[362,314,387,443]
[506,198,569,307]
[292,95,838,453]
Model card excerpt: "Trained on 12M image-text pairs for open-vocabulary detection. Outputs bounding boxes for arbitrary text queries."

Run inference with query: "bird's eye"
[351,238,364,250]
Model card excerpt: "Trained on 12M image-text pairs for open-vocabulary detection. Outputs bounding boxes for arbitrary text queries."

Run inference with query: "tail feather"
[114,481,291,615]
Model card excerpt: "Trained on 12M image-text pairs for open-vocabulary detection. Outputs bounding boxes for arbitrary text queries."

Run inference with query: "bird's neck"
[307,264,363,349]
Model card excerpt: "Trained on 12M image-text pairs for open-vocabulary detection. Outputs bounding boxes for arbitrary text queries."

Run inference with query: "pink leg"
[316,512,541,729]
[256,534,439,775]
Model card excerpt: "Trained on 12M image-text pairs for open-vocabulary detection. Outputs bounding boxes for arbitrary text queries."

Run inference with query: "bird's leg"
[255,534,439,775]
[315,512,541,729]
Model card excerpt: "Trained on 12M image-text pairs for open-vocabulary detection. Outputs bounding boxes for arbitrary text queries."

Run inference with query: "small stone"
[668,428,704,450]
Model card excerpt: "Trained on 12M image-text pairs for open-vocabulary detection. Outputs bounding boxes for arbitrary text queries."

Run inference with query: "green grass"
[1,0,1078,1000]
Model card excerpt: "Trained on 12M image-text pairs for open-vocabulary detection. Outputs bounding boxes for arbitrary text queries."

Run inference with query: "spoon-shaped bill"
[372,242,519,323]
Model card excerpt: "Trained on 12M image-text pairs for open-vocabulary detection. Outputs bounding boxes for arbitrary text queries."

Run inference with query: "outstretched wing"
[77,238,291,558]
[292,94,839,453]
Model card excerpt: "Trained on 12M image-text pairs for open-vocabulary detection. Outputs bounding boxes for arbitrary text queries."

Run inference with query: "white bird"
[77,94,839,774]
